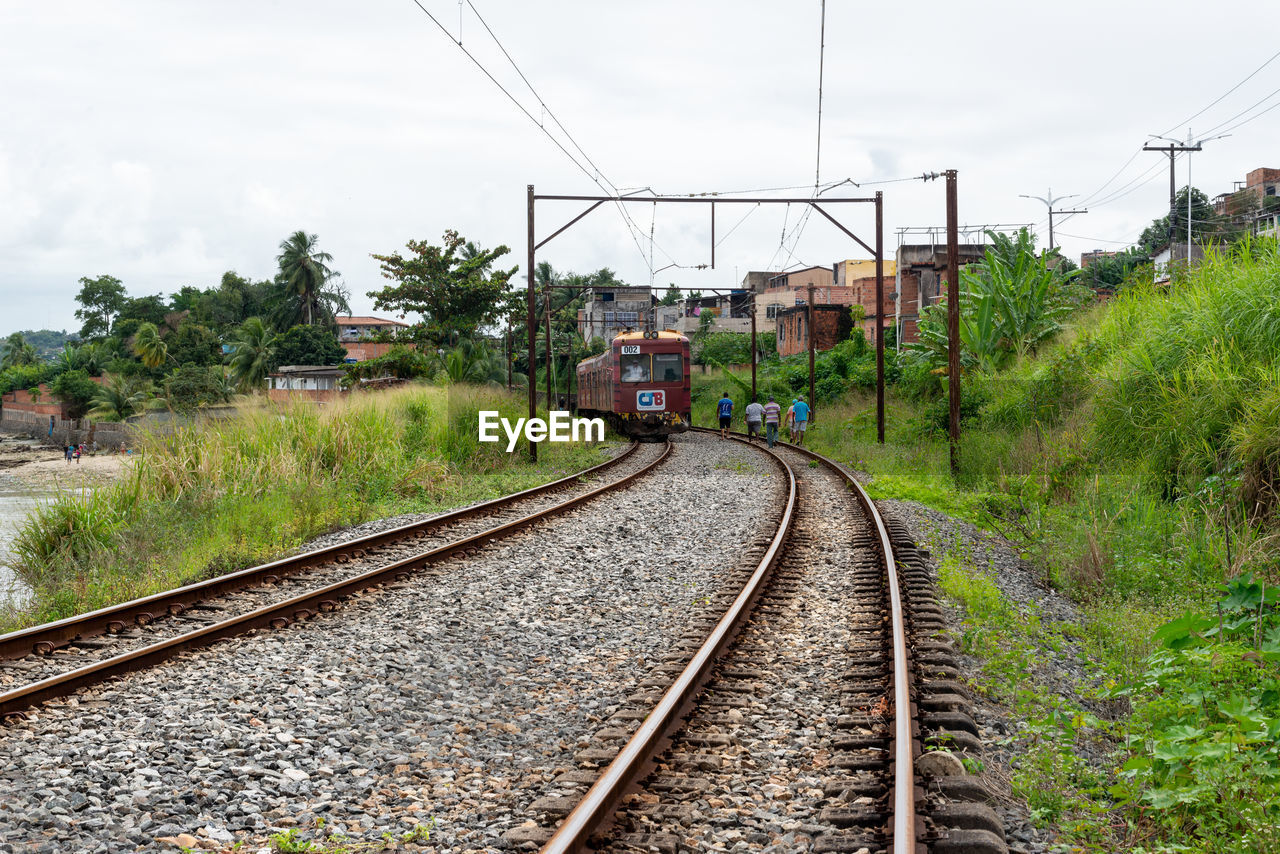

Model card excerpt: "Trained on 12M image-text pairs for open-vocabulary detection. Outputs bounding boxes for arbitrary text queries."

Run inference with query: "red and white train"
[576,330,691,440]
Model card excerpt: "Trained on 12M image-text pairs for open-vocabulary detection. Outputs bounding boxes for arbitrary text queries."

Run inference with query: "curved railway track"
[0,440,669,722]
[507,430,1006,854]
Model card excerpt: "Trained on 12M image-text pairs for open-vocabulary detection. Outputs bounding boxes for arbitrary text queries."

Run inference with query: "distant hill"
[15,329,78,359]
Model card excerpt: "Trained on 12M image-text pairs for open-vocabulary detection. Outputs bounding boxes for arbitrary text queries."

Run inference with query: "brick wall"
[775,305,853,356]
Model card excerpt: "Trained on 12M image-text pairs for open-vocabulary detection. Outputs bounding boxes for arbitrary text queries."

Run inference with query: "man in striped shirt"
[762,395,782,448]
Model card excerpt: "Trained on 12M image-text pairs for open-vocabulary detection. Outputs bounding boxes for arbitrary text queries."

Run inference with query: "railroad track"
[0,440,670,722]
[507,431,1007,854]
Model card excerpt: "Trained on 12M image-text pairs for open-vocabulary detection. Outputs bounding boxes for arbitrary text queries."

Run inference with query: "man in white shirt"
[744,398,765,442]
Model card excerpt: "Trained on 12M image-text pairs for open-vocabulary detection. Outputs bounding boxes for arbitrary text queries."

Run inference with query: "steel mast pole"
[526,185,537,462]
[807,284,816,424]
[874,190,885,444]
[946,171,960,478]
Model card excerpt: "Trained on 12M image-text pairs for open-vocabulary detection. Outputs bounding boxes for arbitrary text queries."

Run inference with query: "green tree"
[658,286,683,306]
[369,230,518,343]
[131,322,170,369]
[275,231,340,326]
[440,338,505,385]
[910,228,1079,373]
[112,294,169,331]
[50,369,100,419]
[87,374,153,421]
[167,321,222,367]
[270,324,345,369]
[74,275,127,340]
[1138,186,1225,253]
[150,364,224,414]
[1,333,38,369]
[226,317,278,393]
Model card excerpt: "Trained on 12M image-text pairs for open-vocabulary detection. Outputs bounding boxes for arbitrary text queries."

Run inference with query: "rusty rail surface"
[539,427,917,853]
[0,441,669,721]
[752,433,919,854]
[540,433,797,854]
[0,442,642,662]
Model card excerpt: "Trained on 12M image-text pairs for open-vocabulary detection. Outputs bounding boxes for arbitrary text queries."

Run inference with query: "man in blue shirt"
[717,391,734,439]
[793,395,811,446]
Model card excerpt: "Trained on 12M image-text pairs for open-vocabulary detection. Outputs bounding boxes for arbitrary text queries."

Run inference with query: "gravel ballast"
[0,433,783,853]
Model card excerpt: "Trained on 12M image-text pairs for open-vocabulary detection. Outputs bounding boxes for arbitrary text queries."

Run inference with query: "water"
[0,476,41,609]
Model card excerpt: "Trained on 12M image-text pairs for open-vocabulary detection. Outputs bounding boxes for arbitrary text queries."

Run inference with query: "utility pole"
[1019,188,1086,251]
[945,170,960,478]
[526,185,538,462]
[874,190,885,444]
[750,293,757,401]
[807,284,816,423]
[1145,130,1228,270]
[1143,140,1199,246]
[544,287,553,409]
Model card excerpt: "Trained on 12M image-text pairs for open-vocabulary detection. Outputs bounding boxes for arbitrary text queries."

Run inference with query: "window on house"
[604,312,616,322]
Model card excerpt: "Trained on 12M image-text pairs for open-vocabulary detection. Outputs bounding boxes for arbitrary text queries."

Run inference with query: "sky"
[2,1,1278,336]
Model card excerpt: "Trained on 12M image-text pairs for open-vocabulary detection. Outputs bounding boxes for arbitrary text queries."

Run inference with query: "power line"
[814,0,826,191]
[1158,48,1280,137]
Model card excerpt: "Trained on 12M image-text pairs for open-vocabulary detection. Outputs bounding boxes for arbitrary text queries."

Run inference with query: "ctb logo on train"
[636,390,665,411]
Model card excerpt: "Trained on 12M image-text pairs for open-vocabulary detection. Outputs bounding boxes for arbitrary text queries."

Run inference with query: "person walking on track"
[785,399,797,443]
[717,391,734,439]
[744,397,764,442]
[793,395,811,447]
[763,395,781,448]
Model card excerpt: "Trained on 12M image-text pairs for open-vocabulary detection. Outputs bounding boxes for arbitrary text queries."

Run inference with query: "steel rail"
[541,434,796,854]
[0,442,671,721]
[701,427,918,852]
[0,442,642,661]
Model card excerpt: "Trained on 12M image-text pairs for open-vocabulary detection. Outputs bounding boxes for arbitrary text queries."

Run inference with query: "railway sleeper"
[930,802,1008,844]
[929,827,1009,854]
[811,831,884,853]
[606,832,681,854]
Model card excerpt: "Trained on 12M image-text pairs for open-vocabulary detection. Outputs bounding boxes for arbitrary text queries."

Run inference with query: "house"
[894,241,990,344]
[1080,249,1119,268]
[335,316,410,362]
[267,366,346,403]
[579,286,652,342]
[775,304,854,357]
[1151,242,1207,285]
[753,266,834,332]
[834,258,898,344]
[1,380,105,442]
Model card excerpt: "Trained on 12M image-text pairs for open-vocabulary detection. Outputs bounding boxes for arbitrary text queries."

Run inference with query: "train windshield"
[653,353,682,382]
[620,353,650,382]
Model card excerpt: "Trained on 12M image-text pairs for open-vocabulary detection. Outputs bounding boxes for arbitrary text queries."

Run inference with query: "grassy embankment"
[2,385,611,635]
[691,241,1280,852]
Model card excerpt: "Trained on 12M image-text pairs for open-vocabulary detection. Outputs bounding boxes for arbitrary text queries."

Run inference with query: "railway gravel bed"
[0,441,655,689]
[879,498,1100,854]
[0,433,783,854]
[576,444,887,854]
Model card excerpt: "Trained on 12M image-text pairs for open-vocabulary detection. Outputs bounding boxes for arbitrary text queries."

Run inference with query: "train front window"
[653,353,682,383]
[620,353,650,382]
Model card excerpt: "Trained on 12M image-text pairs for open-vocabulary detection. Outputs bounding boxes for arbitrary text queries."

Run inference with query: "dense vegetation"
[688,236,1280,852]
[2,386,608,634]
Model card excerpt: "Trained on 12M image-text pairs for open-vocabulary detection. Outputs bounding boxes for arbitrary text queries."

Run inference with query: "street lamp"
[1018,189,1087,252]
[1148,130,1230,269]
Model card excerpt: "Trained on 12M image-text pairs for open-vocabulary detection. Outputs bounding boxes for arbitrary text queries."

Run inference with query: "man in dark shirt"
[717,392,734,439]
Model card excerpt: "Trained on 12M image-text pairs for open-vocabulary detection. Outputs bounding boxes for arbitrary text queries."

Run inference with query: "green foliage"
[342,346,435,386]
[369,230,518,342]
[9,329,76,359]
[274,231,347,327]
[50,369,100,419]
[271,324,346,370]
[226,317,278,393]
[87,373,153,421]
[3,387,606,635]
[131,322,169,369]
[166,321,222,367]
[1,333,38,369]
[0,362,54,396]
[154,364,228,413]
[1107,578,1280,852]
[112,294,169,330]
[1092,240,1280,515]
[74,274,126,340]
[693,332,752,366]
[910,228,1080,374]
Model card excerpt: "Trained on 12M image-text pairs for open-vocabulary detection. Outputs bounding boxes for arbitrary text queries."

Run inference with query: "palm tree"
[439,338,504,385]
[1,333,37,369]
[87,374,153,421]
[131,322,170,369]
[276,231,337,326]
[226,317,277,393]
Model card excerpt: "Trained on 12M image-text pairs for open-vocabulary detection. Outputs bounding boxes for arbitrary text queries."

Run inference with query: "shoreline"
[0,437,135,492]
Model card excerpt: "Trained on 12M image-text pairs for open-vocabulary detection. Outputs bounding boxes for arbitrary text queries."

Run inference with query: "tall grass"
[3,384,608,632]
